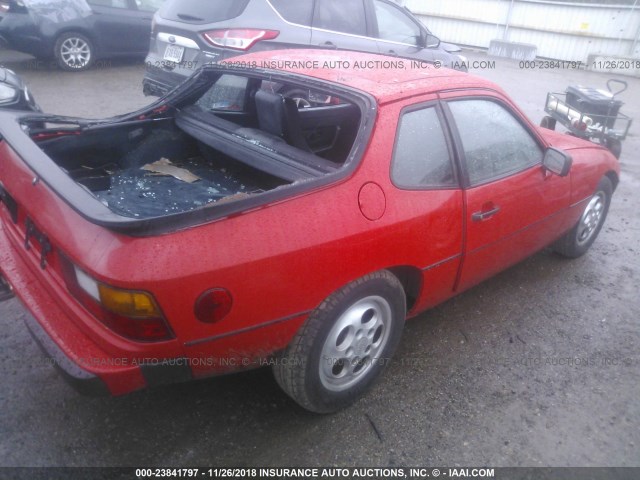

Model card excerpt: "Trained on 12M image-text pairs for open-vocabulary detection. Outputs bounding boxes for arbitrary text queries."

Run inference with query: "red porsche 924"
[0,51,619,412]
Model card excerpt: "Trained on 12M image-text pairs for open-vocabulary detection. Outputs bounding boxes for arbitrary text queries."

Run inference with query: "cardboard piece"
[141,158,201,184]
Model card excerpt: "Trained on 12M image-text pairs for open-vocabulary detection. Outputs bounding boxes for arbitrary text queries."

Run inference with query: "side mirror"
[424,33,441,49]
[543,147,572,177]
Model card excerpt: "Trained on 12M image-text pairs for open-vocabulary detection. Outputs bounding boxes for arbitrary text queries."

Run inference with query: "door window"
[135,0,164,12]
[374,0,421,46]
[269,0,314,26]
[392,106,455,189]
[314,0,367,36]
[448,100,543,186]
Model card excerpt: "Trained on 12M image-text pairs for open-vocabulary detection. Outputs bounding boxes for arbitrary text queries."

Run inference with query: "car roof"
[230,49,502,104]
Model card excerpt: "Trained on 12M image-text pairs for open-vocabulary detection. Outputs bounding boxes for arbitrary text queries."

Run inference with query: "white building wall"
[405,0,640,62]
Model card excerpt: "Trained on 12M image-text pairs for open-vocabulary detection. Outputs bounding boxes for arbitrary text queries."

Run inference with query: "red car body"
[0,51,619,409]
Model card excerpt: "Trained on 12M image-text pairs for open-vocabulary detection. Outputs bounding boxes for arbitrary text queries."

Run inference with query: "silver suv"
[143,0,467,96]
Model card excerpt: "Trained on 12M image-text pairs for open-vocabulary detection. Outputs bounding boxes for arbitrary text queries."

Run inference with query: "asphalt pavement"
[0,48,638,468]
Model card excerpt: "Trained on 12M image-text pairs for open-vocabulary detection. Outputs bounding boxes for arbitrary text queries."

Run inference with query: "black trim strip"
[570,196,591,209]
[140,359,193,388]
[421,254,462,272]
[184,310,312,347]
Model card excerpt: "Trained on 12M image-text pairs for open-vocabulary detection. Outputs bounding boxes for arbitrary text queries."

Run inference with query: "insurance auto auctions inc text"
[220,59,495,71]
[244,467,495,478]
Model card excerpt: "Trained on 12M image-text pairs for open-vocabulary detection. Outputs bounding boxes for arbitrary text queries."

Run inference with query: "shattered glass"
[92,157,263,218]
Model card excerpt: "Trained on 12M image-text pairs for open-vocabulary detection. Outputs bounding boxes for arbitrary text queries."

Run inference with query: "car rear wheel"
[273,270,406,413]
[553,176,613,258]
[55,33,94,71]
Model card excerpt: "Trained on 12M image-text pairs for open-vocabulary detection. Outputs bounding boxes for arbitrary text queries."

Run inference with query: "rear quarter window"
[392,106,456,189]
[197,75,249,111]
[269,0,313,26]
[314,0,367,36]
[160,0,250,24]
[136,0,164,13]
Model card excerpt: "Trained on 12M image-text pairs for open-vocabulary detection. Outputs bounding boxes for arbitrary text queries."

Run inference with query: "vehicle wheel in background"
[55,33,95,71]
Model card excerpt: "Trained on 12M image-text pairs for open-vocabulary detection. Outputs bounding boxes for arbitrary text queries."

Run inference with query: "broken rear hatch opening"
[0,66,374,236]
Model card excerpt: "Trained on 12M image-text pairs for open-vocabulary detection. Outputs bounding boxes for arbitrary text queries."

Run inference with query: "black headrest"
[255,90,286,137]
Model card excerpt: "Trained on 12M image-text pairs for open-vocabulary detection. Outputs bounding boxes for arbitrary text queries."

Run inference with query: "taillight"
[194,288,233,324]
[60,257,174,342]
[202,29,279,51]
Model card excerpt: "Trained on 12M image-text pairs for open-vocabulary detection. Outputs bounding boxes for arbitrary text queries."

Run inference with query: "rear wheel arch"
[273,269,407,413]
[386,265,422,312]
[605,170,619,191]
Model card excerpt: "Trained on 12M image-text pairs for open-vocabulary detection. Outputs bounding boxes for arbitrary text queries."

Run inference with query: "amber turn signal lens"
[98,284,162,319]
[60,260,174,342]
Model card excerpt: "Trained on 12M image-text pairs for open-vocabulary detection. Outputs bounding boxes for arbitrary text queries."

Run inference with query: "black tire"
[54,32,95,71]
[273,270,406,413]
[553,176,613,258]
[540,115,556,131]
[604,138,622,159]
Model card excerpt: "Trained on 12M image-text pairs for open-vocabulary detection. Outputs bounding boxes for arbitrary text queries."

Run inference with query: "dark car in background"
[0,0,164,71]
[143,0,468,96]
[0,65,39,110]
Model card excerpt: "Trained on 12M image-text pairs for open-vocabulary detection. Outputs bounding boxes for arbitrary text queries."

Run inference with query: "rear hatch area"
[0,66,372,392]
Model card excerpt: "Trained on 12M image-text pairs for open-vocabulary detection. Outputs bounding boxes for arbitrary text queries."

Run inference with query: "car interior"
[30,73,364,219]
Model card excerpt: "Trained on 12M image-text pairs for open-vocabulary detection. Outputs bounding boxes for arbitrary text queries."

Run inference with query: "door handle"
[320,41,337,49]
[472,205,501,222]
[387,50,398,56]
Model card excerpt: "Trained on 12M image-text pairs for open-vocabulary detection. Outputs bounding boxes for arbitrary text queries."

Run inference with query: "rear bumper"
[0,221,192,396]
[143,62,189,97]
[143,46,230,96]
[22,307,111,396]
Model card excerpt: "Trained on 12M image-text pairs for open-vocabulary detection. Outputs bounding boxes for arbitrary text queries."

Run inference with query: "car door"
[310,0,376,53]
[87,0,156,55]
[385,97,465,313]
[441,93,573,292]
